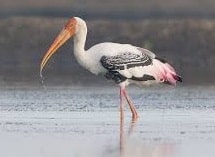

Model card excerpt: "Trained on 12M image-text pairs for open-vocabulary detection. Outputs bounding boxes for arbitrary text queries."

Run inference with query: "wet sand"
[0,86,215,157]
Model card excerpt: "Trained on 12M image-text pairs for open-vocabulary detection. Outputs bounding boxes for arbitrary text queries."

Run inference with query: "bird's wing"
[100,51,153,71]
[136,47,156,58]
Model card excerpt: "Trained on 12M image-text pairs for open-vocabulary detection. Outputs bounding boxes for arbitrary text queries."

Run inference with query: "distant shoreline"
[1,9,215,20]
[0,17,215,85]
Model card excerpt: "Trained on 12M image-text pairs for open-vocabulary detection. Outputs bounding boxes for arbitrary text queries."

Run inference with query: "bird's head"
[40,17,86,76]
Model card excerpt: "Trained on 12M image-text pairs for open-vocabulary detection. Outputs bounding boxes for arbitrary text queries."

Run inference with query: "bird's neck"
[74,35,86,54]
[73,29,90,68]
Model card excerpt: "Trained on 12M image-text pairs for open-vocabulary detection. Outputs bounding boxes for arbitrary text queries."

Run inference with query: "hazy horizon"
[1,0,215,19]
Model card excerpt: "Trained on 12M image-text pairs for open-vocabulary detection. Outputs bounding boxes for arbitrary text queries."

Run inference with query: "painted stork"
[40,17,182,120]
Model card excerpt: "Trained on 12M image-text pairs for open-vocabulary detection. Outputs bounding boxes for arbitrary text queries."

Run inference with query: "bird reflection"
[120,117,138,157]
[119,117,174,157]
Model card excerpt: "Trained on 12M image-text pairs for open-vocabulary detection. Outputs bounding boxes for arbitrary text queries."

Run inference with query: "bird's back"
[87,42,154,57]
[85,42,154,74]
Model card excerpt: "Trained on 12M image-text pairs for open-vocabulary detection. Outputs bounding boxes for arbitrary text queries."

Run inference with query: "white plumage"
[40,17,182,120]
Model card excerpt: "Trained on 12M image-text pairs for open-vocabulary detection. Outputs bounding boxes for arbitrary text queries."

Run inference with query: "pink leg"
[119,87,125,156]
[120,104,125,156]
[119,87,124,121]
[119,86,138,156]
[122,88,138,120]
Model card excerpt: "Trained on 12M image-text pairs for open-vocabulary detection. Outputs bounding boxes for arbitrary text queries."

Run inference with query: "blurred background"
[0,0,215,86]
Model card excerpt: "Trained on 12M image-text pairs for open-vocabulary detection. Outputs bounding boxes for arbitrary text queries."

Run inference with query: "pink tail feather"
[162,63,182,85]
[153,60,182,85]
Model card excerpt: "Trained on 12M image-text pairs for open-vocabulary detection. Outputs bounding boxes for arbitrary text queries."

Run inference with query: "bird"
[40,17,182,120]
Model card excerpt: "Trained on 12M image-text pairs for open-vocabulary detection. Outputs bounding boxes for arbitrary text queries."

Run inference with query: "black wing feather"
[100,52,152,71]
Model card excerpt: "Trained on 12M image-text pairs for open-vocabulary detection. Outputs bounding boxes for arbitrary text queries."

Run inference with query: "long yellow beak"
[40,18,76,77]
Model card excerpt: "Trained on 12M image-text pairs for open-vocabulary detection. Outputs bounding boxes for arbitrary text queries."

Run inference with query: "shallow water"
[0,86,215,157]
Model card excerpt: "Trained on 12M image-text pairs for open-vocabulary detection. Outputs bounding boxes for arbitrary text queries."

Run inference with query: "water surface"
[0,86,215,157]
